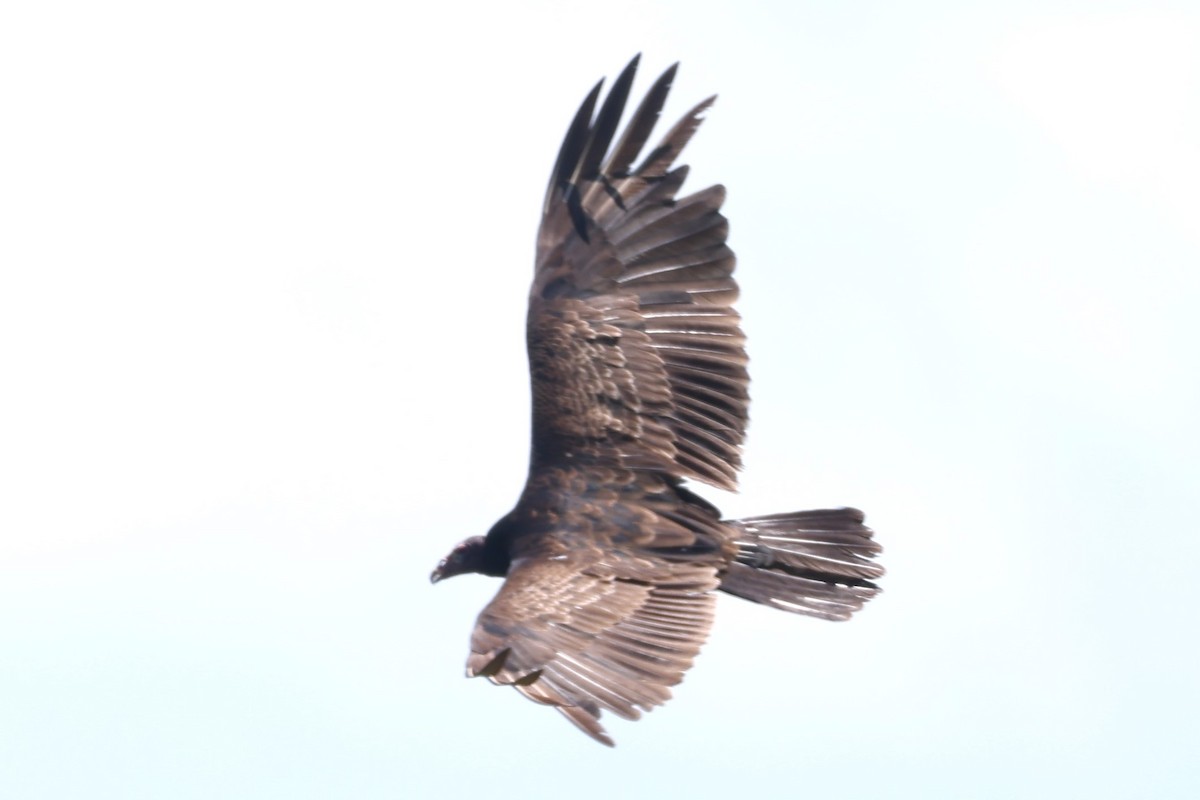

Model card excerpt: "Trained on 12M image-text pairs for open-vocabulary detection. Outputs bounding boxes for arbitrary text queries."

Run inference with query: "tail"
[719,508,883,621]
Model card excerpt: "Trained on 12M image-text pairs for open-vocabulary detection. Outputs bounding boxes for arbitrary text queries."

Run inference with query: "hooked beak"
[430,563,445,584]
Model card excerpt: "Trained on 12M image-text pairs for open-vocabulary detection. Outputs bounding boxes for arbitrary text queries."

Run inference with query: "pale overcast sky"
[2,1,1198,798]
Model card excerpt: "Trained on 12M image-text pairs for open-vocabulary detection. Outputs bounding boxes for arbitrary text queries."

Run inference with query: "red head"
[430,536,488,583]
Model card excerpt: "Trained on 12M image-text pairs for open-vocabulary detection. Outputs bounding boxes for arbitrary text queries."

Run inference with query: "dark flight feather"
[431,57,883,746]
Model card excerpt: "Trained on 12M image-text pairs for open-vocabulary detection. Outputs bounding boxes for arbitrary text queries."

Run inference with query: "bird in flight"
[430,55,883,746]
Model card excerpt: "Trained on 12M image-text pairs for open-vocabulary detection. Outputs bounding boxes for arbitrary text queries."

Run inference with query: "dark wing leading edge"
[526,55,748,491]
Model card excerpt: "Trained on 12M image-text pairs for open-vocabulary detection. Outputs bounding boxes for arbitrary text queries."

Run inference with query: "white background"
[3,1,1197,797]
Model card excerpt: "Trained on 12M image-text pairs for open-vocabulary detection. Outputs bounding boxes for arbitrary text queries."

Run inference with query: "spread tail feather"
[719,508,883,621]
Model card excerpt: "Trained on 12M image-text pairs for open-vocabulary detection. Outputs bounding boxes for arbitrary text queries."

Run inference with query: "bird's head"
[430,536,488,584]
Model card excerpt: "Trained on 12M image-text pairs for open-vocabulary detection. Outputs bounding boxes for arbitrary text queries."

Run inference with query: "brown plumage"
[430,55,883,746]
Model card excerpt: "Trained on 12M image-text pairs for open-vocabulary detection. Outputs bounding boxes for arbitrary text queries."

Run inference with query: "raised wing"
[527,56,748,490]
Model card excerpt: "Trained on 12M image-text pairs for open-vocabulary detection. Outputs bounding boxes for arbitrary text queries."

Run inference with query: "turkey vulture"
[430,55,883,746]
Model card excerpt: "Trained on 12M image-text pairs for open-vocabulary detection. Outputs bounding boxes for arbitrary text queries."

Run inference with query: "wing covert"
[466,556,719,747]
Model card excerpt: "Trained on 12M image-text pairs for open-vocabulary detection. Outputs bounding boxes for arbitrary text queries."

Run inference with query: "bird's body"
[431,56,883,746]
